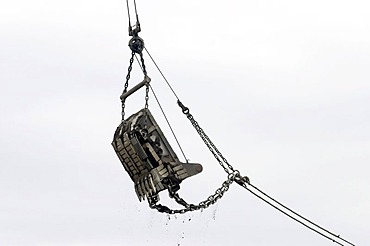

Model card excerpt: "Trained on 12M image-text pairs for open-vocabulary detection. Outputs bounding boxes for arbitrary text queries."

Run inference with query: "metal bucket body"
[112,108,202,201]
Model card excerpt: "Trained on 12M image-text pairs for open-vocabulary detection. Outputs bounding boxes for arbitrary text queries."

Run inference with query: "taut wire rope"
[134,54,189,162]
[248,183,354,246]
[139,46,355,246]
[122,1,355,245]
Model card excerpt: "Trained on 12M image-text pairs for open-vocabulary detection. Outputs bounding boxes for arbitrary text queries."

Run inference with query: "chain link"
[121,52,135,121]
[145,84,149,109]
[149,171,250,214]
[123,0,246,216]
[148,172,237,214]
[121,45,148,121]
[177,100,235,174]
[139,53,150,110]
[121,8,356,246]
[139,53,147,76]
[120,26,247,215]
[145,100,250,214]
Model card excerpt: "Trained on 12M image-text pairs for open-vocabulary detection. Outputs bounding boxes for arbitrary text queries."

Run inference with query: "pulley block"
[129,36,144,54]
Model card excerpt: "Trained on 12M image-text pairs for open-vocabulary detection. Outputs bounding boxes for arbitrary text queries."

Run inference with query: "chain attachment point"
[233,171,250,187]
[177,100,189,114]
[129,36,145,54]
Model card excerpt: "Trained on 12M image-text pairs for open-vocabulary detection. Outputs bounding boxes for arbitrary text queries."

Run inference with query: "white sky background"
[0,0,369,245]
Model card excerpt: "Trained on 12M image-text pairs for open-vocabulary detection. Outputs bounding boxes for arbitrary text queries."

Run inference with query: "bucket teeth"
[144,176,151,197]
[134,183,142,202]
[138,180,145,201]
[113,108,203,203]
[149,173,156,194]
[134,173,159,201]
[140,179,146,200]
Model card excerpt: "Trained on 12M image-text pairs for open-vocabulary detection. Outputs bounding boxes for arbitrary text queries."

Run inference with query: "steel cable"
[141,45,355,246]
[248,183,355,246]
[144,47,180,100]
[239,183,345,245]
[134,54,189,162]
[133,0,139,20]
[126,0,131,26]
[124,8,354,246]
[126,0,139,25]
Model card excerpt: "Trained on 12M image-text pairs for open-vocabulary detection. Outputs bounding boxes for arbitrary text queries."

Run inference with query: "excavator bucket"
[112,108,203,202]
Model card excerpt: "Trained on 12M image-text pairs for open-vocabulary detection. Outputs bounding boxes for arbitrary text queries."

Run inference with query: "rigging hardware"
[114,0,204,210]
[111,1,355,246]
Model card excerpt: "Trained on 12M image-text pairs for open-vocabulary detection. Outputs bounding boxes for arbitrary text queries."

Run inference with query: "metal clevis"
[112,108,203,202]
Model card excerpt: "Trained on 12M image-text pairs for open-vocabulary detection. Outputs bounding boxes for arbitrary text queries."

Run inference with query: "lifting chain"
[149,171,250,214]
[177,100,238,175]
[121,32,149,120]
[147,100,250,214]
[121,52,135,121]
[139,53,150,110]
[119,3,357,245]
[123,0,249,215]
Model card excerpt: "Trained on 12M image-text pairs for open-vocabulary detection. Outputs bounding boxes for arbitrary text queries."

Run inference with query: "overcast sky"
[1,0,369,245]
